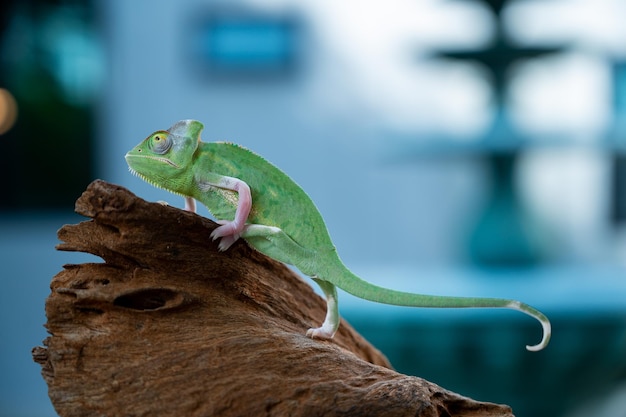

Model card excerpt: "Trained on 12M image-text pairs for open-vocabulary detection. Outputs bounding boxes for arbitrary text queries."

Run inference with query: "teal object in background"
[200,16,299,74]
[468,154,544,267]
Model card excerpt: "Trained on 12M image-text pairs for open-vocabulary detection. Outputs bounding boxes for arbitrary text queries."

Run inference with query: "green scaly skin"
[125,120,551,351]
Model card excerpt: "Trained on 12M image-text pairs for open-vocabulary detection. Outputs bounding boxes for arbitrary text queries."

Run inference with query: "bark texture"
[33,180,514,417]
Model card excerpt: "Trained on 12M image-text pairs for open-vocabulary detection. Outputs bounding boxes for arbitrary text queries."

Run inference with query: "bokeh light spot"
[0,89,18,135]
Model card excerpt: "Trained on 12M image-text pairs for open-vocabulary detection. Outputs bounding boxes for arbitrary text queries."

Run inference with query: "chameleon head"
[125,120,204,190]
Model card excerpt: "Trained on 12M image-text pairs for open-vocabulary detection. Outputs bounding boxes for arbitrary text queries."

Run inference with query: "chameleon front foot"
[210,220,244,251]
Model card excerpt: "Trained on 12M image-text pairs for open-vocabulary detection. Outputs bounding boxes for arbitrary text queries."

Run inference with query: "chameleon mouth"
[125,153,180,169]
[125,152,183,192]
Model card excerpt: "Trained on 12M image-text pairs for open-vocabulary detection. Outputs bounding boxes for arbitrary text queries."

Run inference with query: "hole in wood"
[113,288,181,311]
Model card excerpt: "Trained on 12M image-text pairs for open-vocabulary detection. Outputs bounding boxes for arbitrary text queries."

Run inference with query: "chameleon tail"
[324,260,551,351]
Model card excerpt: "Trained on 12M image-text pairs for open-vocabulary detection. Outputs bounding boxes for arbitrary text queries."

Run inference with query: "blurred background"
[1,0,626,416]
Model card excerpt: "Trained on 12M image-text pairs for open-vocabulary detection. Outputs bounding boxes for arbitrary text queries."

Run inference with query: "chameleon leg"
[184,197,196,213]
[240,224,314,269]
[209,178,252,250]
[239,224,339,339]
[307,278,339,339]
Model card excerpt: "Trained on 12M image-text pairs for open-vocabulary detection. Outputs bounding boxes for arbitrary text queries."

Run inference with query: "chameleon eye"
[149,133,172,154]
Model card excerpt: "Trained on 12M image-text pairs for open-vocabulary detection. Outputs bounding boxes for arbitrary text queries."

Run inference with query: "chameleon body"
[125,120,551,351]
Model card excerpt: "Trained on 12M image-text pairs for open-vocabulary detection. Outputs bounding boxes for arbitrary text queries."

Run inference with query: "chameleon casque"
[125,119,551,351]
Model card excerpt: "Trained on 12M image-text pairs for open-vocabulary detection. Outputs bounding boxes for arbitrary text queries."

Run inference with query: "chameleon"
[125,119,551,351]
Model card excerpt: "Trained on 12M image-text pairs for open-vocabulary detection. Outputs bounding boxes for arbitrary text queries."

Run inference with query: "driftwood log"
[32,180,514,417]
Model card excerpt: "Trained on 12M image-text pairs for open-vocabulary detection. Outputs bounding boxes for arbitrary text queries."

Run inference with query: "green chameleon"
[125,119,551,351]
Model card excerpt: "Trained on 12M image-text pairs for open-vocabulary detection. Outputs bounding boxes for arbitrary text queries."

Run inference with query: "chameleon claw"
[216,235,238,251]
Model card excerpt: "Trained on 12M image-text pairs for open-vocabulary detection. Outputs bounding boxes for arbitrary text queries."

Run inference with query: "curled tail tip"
[508,300,551,352]
[524,313,551,352]
[526,322,552,352]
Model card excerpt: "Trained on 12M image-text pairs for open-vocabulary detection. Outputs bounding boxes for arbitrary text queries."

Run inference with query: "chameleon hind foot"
[306,325,336,339]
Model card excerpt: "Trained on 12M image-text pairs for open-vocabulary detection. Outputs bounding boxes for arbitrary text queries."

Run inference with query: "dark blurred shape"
[612,154,626,224]
[0,0,99,210]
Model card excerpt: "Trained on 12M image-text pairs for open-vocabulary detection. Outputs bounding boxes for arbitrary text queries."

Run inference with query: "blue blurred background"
[1,0,626,416]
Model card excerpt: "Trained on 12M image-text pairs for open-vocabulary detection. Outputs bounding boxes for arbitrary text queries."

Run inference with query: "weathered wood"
[33,180,514,417]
